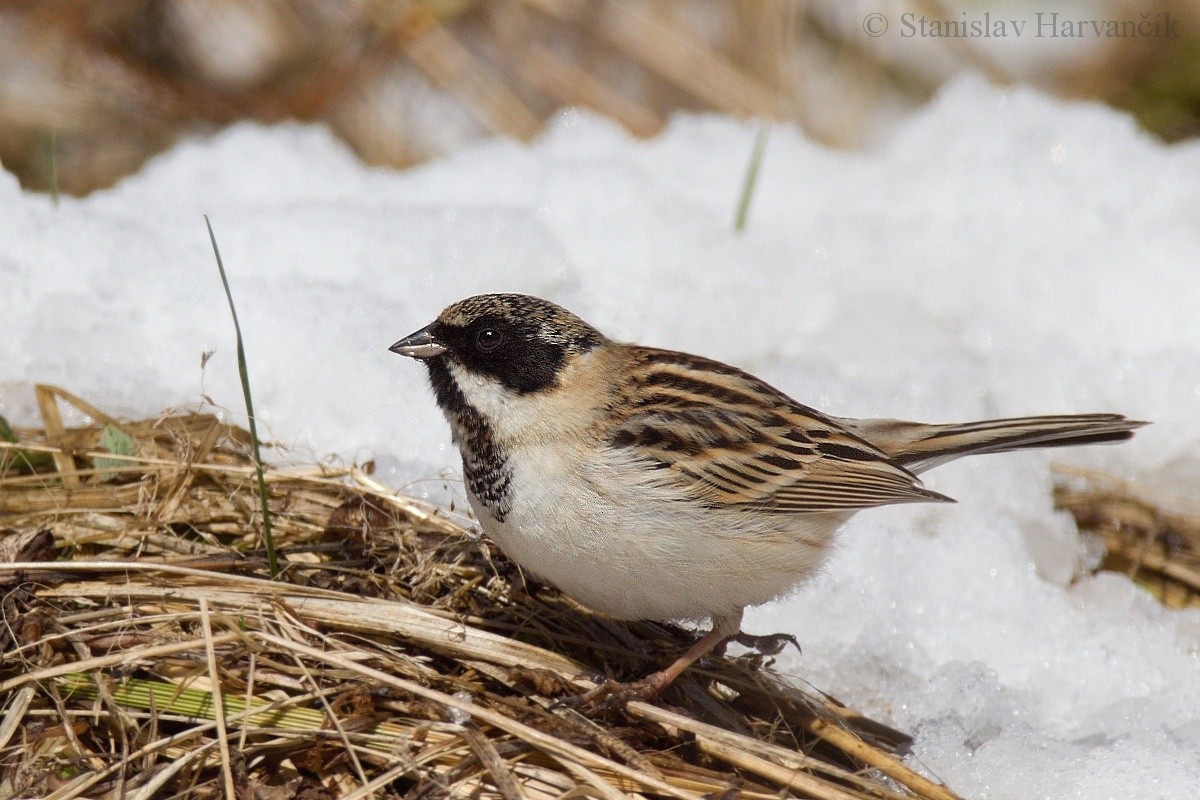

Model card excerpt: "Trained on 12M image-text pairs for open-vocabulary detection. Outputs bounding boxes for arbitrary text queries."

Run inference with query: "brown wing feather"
[607,348,952,513]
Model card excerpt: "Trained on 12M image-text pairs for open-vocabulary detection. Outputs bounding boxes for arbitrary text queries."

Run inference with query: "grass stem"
[733,126,768,233]
[48,130,60,207]
[204,215,279,578]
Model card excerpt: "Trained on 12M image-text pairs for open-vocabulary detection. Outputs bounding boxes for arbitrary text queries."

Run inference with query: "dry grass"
[1053,464,1200,609]
[1,385,966,800]
[0,0,924,195]
[7,0,1200,197]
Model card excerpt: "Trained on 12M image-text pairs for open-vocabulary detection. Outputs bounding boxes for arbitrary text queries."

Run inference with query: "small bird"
[390,293,1144,699]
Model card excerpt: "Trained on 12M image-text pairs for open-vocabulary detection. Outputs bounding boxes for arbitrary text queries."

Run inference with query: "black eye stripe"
[427,301,603,395]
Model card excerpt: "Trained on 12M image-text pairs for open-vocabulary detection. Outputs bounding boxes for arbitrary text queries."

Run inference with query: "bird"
[389,293,1145,700]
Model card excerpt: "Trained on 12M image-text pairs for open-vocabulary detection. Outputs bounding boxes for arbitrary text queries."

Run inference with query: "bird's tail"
[840,414,1147,474]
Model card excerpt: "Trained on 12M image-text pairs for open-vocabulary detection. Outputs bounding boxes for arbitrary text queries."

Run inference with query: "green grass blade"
[204,215,279,578]
[733,126,769,234]
[94,424,135,482]
[58,673,421,752]
[49,129,60,207]
[0,412,55,473]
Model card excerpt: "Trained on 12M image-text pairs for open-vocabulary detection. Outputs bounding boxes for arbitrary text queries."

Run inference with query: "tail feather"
[839,414,1147,474]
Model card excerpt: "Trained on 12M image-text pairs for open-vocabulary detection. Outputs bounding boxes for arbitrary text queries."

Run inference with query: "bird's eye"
[475,328,504,352]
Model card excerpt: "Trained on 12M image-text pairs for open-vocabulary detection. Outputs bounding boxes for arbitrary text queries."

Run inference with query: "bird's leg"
[577,610,744,705]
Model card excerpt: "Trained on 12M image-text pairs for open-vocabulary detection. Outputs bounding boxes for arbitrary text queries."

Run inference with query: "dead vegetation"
[1,0,879,195]
[6,1,1200,196]
[2,385,1194,798]
[2,385,970,800]
[1053,463,1200,609]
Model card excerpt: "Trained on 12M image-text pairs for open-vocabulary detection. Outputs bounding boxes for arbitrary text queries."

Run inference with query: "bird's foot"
[728,631,801,657]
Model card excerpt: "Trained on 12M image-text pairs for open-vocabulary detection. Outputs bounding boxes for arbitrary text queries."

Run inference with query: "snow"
[3,75,1199,797]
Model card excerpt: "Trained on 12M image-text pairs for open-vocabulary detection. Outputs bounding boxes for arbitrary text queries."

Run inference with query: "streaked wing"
[608,348,951,513]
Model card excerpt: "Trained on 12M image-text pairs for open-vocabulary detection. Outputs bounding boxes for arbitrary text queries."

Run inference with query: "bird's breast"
[464,441,845,622]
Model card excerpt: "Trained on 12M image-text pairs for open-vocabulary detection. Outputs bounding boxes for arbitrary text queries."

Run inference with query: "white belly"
[467,444,847,622]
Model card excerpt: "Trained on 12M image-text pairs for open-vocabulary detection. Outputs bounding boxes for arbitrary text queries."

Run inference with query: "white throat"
[445,360,547,445]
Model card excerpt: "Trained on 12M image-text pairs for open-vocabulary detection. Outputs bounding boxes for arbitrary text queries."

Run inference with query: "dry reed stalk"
[385,4,542,140]
[520,0,784,118]
[1053,463,1200,608]
[1,385,970,799]
[519,45,663,137]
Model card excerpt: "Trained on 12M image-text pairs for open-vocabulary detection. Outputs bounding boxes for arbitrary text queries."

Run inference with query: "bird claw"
[730,631,801,657]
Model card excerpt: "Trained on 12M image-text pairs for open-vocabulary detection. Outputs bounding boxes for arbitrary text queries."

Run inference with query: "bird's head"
[390,293,606,400]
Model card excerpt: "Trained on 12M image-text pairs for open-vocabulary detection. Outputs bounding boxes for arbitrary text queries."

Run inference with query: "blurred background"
[2,0,1197,197]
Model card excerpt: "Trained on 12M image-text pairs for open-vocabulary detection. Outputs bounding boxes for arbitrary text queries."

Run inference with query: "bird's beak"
[389,324,447,359]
